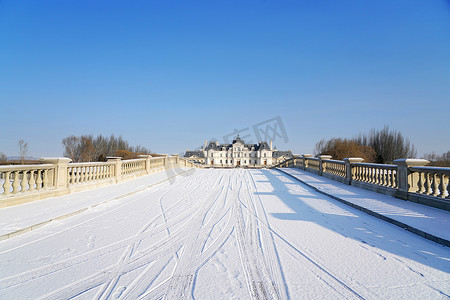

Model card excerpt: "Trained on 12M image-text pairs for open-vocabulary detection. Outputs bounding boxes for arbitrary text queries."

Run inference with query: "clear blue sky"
[1,0,449,158]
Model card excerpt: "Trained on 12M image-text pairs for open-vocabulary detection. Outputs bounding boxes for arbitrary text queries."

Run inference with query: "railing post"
[393,159,430,200]
[162,154,169,169]
[39,157,72,190]
[343,158,364,185]
[173,154,179,166]
[107,157,122,183]
[318,155,332,176]
[302,154,313,170]
[138,155,152,174]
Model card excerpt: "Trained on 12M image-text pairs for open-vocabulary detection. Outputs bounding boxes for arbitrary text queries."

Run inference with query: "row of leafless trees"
[315,126,417,164]
[62,135,151,162]
[422,151,450,167]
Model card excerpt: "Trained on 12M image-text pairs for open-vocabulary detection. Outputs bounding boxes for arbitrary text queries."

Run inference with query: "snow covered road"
[1,169,449,299]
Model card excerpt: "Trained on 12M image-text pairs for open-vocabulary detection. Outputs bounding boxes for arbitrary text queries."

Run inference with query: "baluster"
[416,171,424,193]
[432,173,439,197]
[389,170,395,187]
[85,166,89,181]
[83,166,88,182]
[3,171,11,195]
[12,171,20,193]
[424,172,431,194]
[380,169,385,186]
[89,166,94,181]
[29,170,36,191]
[393,171,398,188]
[438,173,446,198]
[76,167,81,183]
[36,170,43,189]
[446,174,450,199]
[21,170,29,192]
[42,169,49,189]
[71,167,76,184]
[82,166,87,183]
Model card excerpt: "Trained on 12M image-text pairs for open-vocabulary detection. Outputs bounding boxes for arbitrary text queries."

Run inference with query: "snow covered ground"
[0,169,449,299]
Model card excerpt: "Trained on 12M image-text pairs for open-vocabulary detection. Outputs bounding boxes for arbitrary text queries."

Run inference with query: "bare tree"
[366,126,416,164]
[0,152,7,164]
[18,139,29,164]
[79,135,96,162]
[422,150,450,167]
[62,135,80,162]
[62,134,152,162]
[353,126,416,164]
[314,137,376,162]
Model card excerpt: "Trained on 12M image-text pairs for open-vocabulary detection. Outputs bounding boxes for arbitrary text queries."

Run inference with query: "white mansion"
[184,135,292,167]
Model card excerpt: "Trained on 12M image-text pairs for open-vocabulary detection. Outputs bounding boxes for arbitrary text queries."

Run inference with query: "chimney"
[270,140,273,150]
[205,140,207,148]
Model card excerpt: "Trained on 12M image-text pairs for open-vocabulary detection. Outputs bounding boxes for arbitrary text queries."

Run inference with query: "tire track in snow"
[247,170,288,299]
[0,171,220,298]
[78,171,227,300]
[249,169,368,299]
[233,169,280,300]
[162,171,234,299]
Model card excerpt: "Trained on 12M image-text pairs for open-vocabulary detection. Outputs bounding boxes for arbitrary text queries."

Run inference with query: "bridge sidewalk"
[0,168,193,240]
[277,168,450,247]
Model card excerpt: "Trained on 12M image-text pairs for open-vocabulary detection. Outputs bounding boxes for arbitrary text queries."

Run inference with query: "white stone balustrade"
[0,155,193,208]
[0,164,55,195]
[305,157,320,172]
[409,166,450,199]
[323,159,346,178]
[273,155,450,211]
[68,162,115,184]
[353,162,397,188]
[122,159,146,176]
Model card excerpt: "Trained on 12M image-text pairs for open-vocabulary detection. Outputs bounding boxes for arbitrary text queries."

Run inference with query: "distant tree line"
[62,134,151,162]
[314,126,417,164]
[422,151,450,167]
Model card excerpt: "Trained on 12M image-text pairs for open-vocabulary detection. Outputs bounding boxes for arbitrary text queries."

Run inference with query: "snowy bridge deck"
[1,168,449,299]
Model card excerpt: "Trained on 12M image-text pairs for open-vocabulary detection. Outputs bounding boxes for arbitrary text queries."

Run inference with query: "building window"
[220,160,222,163]
[264,153,266,157]
[211,153,213,157]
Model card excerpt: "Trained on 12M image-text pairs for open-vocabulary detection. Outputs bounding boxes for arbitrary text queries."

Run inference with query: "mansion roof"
[184,135,292,159]
[205,136,270,151]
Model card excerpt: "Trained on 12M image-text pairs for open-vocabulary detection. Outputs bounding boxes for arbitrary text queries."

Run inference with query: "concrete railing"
[68,161,115,185]
[408,166,450,199]
[0,155,196,208]
[0,164,55,195]
[353,162,397,188]
[274,155,450,211]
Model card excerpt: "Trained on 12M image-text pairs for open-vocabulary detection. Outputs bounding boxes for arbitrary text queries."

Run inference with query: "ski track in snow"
[1,169,449,299]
